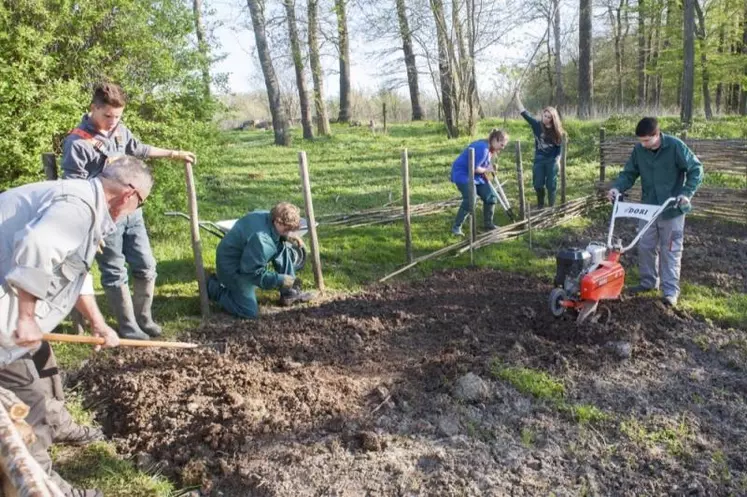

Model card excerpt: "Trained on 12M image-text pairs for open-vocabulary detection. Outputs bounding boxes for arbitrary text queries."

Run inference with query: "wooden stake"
[298,151,325,291]
[515,141,526,220]
[527,204,533,251]
[468,147,476,265]
[184,161,210,318]
[560,134,568,204]
[401,149,413,263]
[599,127,606,183]
[383,103,387,133]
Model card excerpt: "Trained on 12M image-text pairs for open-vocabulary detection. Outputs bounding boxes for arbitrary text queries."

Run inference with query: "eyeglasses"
[128,183,145,208]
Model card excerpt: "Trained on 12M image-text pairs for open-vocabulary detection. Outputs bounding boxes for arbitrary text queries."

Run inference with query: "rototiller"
[549,195,678,323]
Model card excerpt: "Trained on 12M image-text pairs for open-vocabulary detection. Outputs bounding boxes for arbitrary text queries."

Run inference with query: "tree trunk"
[283,0,313,139]
[716,25,725,113]
[609,3,623,110]
[451,0,468,132]
[430,0,458,137]
[335,0,352,123]
[546,14,554,102]
[466,0,483,121]
[637,0,646,107]
[694,0,712,119]
[741,3,747,115]
[193,0,211,99]
[649,1,662,109]
[247,0,289,145]
[554,0,565,109]
[395,0,424,120]
[578,0,594,118]
[681,0,695,124]
[307,0,331,135]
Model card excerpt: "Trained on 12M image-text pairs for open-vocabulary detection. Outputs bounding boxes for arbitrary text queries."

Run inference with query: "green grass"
[48,116,746,494]
[491,362,567,403]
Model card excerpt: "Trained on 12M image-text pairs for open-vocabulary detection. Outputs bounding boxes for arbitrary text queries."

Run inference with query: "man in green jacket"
[208,202,314,318]
[607,117,704,307]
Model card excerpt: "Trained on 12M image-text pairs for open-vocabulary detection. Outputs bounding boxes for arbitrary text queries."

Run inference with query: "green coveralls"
[209,211,295,319]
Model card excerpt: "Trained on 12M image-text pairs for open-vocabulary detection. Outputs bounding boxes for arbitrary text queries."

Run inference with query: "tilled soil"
[79,218,747,497]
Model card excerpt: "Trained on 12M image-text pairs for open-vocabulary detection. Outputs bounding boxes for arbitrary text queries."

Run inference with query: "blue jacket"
[450,140,491,185]
[521,111,561,166]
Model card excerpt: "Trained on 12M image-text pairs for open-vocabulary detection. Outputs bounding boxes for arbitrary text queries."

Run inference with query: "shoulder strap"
[68,128,106,151]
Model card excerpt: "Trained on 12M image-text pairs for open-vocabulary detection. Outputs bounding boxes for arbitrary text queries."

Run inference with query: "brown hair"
[488,128,508,145]
[270,202,301,230]
[91,82,127,108]
[542,107,565,145]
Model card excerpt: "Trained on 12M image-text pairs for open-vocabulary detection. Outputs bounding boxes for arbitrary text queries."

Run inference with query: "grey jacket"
[61,114,151,179]
[0,179,116,347]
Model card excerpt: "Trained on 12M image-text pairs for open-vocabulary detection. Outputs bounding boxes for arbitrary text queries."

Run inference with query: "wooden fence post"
[298,151,325,291]
[184,161,210,318]
[401,149,412,263]
[560,134,568,204]
[468,147,476,265]
[383,103,387,133]
[515,141,526,220]
[599,127,606,184]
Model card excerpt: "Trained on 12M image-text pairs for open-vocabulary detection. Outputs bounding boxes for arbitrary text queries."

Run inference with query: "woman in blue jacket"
[450,128,509,235]
[514,92,565,208]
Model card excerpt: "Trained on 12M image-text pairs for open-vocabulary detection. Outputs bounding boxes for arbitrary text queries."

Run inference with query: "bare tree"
[681,0,695,124]
[430,0,458,136]
[637,0,646,107]
[283,0,313,139]
[307,0,331,135]
[553,0,564,108]
[395,0,425,120]
[694,0,712,119]
[193,0,211,99]
[335,0,352,122]
[578,0,593,118]
[247,0,290,145]
[607,0,626,110]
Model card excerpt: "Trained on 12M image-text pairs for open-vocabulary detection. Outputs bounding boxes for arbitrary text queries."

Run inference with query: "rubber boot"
[132,278,162,337]
[536,190,545,210]
[452,207,470,236]
[104,285,150,341]
[547,190,557,207]
[483,203,498,230]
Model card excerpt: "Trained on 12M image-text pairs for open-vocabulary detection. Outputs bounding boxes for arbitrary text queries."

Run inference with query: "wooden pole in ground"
[560,135,568,204]
[599,127,606,184]
[184,161,210,318]
[42,153,86,334]
[401,149,413,263]
[298,151,325,292]
[527,204,533,251]
[468,147,476,265]
[515,141,526,220]
[383,103,387,133]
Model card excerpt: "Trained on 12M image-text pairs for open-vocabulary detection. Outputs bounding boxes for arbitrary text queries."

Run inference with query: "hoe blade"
[576,301,599,324]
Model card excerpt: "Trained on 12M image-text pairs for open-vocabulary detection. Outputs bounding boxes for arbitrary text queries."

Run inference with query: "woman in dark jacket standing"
[514,92,565,208]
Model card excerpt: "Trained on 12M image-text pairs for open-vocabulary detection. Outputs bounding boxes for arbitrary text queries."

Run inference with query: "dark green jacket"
[216,211,284,289]
[613,133,704,219]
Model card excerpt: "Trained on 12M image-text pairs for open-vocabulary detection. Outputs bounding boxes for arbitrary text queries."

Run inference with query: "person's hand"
[287,235,305,249]
[676,194,691,208]
[170,150,196,165]
[281,274,295,288]
[607,188,620,203]
[90,321,120,350]
[13,316,42,348]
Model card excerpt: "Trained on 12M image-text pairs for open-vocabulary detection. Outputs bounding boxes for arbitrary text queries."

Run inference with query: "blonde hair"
[270,202,301,230]
[542,106,565,145]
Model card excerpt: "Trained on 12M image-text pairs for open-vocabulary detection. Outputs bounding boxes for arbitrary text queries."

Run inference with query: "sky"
[208,0,582,97]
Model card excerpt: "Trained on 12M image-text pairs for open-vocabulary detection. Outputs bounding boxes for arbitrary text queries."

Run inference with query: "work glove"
[281,274,295,289]
[676,194,691,208]
[607,188,620,203]
[287,235,305,249]
[170,150,196,164]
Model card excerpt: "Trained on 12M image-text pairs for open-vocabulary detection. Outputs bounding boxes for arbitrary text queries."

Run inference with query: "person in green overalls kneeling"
[513,91,565,209]
[208,202,314,318]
